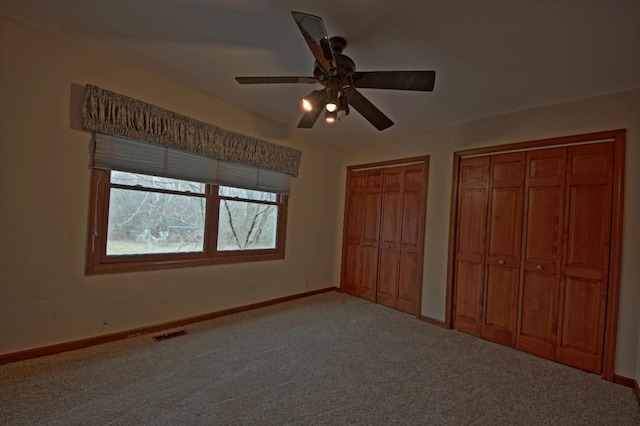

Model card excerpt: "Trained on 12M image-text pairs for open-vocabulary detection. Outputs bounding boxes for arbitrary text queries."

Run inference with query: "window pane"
[218,186,276,202]
[106,188,206,255]
[217,200,278,251]
[111,171,205,194]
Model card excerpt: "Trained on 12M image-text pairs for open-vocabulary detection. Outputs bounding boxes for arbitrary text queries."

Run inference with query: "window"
[217,186,280,252]
[87,169,288,274]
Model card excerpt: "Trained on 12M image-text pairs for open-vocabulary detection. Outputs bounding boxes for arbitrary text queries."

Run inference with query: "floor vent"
[153,330,187,342]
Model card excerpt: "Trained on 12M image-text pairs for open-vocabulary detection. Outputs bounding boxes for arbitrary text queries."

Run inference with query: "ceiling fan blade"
[235,76,318,84]
[351,71,436,91]
[297,89,325,128]
[291,11,336,74]
[346,89,394,131]
[297,109,324,128]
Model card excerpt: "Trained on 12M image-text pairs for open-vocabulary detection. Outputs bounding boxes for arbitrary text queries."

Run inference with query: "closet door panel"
[363,170,383,247]
[396,164,426,314]
[342,243,363,296]
[341,171,367,295]
[344,176,366,245]
[517,271,557,359]
[377,249,399,307]
[380,167,403,251]
[380,192,402,250]
[516,148,566,359]
[483,265,520,344]
[485,189,522,263]
[565,186,610,269]
[557,275,607,373]
[456,189,487,263]
[401,164,426,249]
[396,251,419,313]
[399,191,421,251]
[520,187,562,274]
[360,247,379,302]
[358,170,382,301]
[377,167,404,306]
[482,153,524,347]
[556,144,613,373]
[453,157,489,336]
[454,260,485,335]
[362,191,382,245]
[360,170,383,301]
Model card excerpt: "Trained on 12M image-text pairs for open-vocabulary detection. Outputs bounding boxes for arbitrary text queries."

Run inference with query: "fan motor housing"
[313,52,355,90]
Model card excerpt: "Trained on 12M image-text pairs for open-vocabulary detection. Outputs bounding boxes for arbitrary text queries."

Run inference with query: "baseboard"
[613,374,640,404]
[420,315,445,328]
[0,286,339,365]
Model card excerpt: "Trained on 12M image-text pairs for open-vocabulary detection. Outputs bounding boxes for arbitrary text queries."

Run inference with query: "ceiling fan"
[235,12,436,131]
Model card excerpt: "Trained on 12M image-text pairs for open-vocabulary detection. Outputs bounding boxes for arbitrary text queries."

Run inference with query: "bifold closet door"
[342,170,383,299]
[341,171,367,296]
[481,153,525,347]
[516,148,566,360]
[555,143,613,373]
[452,157,490,336]
[377,164,427,314]
[360,170,383,302]
[451,137,621,375]
[341,158,428,315]
[377,166,403,308]
[395,164,427,314]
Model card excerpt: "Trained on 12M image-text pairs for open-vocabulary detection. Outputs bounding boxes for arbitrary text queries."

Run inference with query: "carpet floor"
[0,291,638,425]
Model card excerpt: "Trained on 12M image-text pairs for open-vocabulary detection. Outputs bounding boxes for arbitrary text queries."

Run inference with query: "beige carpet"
[1,292,638,425]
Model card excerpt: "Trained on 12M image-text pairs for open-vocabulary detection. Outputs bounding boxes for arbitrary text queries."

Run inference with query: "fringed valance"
[81,85,302,177]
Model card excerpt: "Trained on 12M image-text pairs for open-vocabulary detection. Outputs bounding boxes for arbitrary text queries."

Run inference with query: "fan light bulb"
[325,110,337,124]
[300,97,313,112]
[325,86,339,113]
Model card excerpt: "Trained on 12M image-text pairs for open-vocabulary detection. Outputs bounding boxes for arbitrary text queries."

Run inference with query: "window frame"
[86,169,288,274]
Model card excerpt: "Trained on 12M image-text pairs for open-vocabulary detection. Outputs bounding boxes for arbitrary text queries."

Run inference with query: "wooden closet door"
[453,157,490,336]
[555,143,613,373]
[341,171,368,296]
[395,164,427,315]
[481,153,525,347]
[360,170,383,301]
[516,148,566,360]
[377,166,404,308]
[342,157,429,315]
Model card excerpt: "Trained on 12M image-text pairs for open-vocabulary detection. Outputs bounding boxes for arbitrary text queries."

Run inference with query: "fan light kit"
[236,12,436,130]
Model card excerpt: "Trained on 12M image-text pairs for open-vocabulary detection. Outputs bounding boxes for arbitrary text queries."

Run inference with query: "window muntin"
[218,186,276,202]
[111,171,206,193]
[88,170,287,273]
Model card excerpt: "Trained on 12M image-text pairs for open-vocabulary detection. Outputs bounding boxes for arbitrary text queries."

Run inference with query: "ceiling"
[2,0,639,147]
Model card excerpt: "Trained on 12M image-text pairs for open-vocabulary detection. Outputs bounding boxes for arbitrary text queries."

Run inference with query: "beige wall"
[2,16,639,380]
[0,17,342,354]
[337,89,640,377]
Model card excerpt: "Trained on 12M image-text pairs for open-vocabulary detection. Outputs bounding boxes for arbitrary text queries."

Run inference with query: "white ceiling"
[2,0,639,147]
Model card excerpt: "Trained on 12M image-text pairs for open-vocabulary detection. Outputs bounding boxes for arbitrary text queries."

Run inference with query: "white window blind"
[93,133,291,194]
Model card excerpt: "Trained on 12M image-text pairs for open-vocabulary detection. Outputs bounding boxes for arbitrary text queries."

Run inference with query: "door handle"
[536,264,544,271]
[498,259,505,265]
